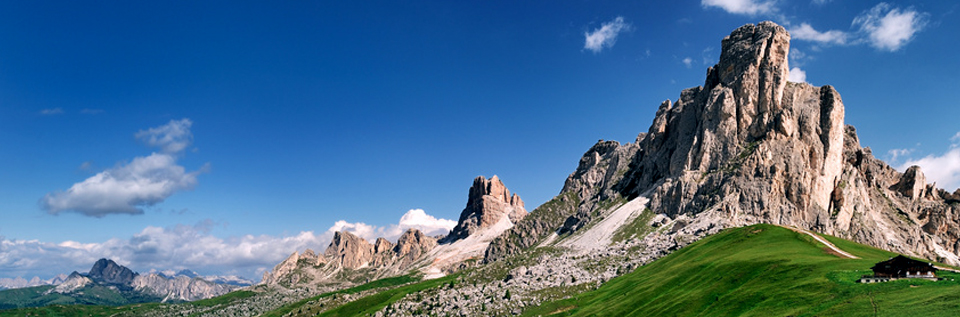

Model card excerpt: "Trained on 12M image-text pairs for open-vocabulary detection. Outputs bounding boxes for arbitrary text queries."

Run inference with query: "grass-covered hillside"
[0,284,163,311]
[524,224,960,317]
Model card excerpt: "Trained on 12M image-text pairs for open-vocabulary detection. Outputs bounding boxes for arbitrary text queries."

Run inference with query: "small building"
[858,255,938,283]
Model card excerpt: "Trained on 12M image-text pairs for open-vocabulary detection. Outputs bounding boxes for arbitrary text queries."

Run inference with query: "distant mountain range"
[0,258,255,309]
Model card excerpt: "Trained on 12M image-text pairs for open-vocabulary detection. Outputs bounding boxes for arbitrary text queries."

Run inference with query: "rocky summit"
[441,175,528,243]
[89,258,138,285]
[488,21,960,266]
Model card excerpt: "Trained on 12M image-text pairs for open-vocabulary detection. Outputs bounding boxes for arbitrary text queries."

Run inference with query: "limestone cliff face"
[262,228,439,287]
[442,176,528,243]
[325,231,375,270]
[394,229,437,267]
[486,21,960,266]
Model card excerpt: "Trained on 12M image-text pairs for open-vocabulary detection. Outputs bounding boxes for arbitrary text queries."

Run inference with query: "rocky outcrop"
[893,166,928,201]
[132,273,237,302]
[263,176,526,286]
[89,258,137,285]
[49,272,92,294]
[485,21,960,266]
[442,176,528,243]
[46,259,238,302]
[262,228,439,287]
[325,231,375,270]
[394,229,437,267]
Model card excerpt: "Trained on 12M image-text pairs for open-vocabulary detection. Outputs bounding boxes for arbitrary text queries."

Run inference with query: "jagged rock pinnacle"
[441,176,527,244]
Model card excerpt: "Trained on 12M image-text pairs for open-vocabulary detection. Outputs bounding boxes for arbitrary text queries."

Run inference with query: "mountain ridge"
[260,175,527,288]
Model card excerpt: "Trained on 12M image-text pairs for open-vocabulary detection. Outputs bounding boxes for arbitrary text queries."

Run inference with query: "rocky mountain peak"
[441,176,528,243]
[88,258,137,285]
[709,21,790,135]
[487,21,960,267]
[324,230,374,270]
[396,229,436,255]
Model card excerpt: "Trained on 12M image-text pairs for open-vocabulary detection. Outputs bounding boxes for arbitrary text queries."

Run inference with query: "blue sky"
[1,0,957,280]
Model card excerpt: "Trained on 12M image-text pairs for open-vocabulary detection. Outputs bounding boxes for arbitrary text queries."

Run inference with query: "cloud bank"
[326,209,457,242]
[41,119,205,217]
[0,209,456,280]
[584,17,630,53]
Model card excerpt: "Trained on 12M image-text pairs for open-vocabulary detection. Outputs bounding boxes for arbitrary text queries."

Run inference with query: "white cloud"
[682,57,693,68]
[789,48,810,67]
[135,118,194,154]
[812,0,830,5]
[326,209,456,242]
[0,209,457,280]
[701,0,777,15]
[41,119,205,217]
[887,148,915,163]
[899,132,960,191]
[787,67,807,83]
[788,23,848,45]
[584,17,630,53]
[852,3,928,52]
[39,108,64,115]
[0,221,328,280]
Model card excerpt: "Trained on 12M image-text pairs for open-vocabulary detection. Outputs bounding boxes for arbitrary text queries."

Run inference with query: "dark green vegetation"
[0,290,256,317]
[314,274,457,317]
[523,224,960,317]
[0,284,162,310]
[262,274,422,317]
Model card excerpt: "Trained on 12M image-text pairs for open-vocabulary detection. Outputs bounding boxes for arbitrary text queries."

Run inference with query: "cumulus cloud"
[787,67,807,83]
[41,119,205,217]
[899,132,960,191]
[852,3,928,52]
[0,209,457,280]
[584,17,630,53]
[701,0,777,15]
[788,23,848,45]
[682,57,693,68]
[39,108,64,115]
[326,209,456,242]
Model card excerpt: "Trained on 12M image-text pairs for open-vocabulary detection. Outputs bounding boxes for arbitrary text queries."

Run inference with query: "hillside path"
[780,225,859,259]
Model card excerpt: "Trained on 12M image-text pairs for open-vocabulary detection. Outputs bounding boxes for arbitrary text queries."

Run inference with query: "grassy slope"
[524,224,960,317]
[0,290,256,317]
[261,274,422,317]
[0,284,164,311]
